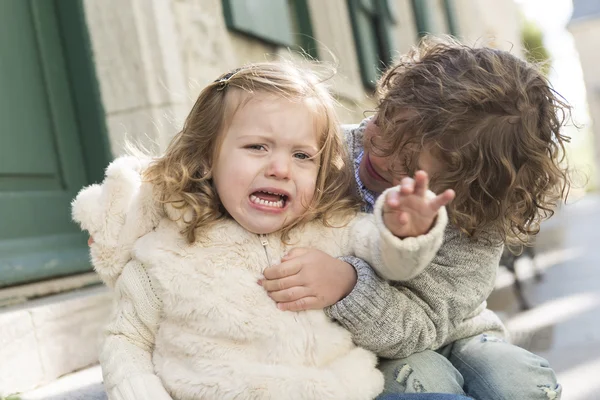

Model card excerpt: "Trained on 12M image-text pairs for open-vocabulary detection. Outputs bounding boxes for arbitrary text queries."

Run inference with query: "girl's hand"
[87,236,94,246]
[384,170,455,238]
[259,248,357,311]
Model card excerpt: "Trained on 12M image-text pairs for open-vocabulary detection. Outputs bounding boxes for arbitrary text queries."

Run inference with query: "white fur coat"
[72,156,447,400]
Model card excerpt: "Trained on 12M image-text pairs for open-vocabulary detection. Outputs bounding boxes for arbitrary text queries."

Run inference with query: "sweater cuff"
[370,187,448,281]
[111,374,173,400]
[325,256,390,332]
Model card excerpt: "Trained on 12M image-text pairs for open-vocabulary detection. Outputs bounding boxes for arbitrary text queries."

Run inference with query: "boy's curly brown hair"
[374,36,571,245]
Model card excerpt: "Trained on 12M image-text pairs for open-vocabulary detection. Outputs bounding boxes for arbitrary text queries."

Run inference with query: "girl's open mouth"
[249,190,288,209]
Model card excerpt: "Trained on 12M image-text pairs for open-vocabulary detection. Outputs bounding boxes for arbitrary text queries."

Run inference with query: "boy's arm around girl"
[326,225,505,359]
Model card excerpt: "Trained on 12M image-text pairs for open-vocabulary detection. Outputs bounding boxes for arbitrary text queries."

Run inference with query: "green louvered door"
[0,0,92,287]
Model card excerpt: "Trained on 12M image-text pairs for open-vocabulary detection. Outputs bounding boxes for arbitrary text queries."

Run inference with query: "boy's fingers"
[414,171,429,197]
[282,247,310,261]
[400,177,414,187]
[260,275,302,292]
[277,296,320,312]
[396,211,409,225]
[429,189,456,210]
[268,286,312,303]
[385,190,401,209]
[399,178,415,196]
[263,260,302,280]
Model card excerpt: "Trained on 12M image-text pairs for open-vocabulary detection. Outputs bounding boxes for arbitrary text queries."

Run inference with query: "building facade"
[0,0,523,394]
[569,0,600,188]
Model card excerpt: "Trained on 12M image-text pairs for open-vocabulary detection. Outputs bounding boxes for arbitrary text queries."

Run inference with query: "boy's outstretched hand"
[384,170,455,238]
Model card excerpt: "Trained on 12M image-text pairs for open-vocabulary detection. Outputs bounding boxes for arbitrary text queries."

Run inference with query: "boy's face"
[359,116,440,194]
[358,118,396,193]
[212,93,320,235]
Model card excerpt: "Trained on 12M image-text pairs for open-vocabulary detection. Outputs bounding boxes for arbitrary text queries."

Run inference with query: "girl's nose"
[266,155,291,180]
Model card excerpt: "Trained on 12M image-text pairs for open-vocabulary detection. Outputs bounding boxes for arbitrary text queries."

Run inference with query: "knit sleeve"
[100,260,173,400]
[346,187,448,281]
[342,120,367,163]
[326,226,503,359]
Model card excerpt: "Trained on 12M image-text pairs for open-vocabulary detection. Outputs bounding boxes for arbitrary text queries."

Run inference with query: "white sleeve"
[100,260,173,400]
[348,187,448,281]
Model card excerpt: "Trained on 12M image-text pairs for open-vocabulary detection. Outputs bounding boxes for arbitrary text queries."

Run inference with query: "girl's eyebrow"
[295,142,319,153]
[236,134,273,143]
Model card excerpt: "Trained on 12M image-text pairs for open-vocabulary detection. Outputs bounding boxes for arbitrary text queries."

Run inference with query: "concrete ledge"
[0,273,101,308]
[0,286,111,396]
[18,365,106,400]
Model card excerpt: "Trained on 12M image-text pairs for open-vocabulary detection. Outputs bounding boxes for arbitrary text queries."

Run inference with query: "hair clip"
[214,68,242,91]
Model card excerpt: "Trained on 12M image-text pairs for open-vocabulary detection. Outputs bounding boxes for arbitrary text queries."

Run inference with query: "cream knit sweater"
[72,156,448,400]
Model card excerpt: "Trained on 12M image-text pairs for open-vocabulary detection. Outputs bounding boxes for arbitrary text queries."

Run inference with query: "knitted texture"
[325,122,507,359]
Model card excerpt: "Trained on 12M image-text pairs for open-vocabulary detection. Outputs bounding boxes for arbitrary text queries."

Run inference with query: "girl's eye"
[247,144,266,151]
[294,152,311,160]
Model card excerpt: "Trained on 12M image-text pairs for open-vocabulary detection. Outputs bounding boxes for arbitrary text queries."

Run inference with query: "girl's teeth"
[250,194,284,208]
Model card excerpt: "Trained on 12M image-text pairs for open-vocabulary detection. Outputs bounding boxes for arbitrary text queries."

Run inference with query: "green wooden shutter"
[375,0,399,63]
[223,0,295,46]
[443,0,459,37]
[0,0,106,287]
[412,0,433,37]
[289,0,318,58]
[348,0,396,89]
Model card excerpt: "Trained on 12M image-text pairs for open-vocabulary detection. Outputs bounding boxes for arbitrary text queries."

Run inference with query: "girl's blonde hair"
[144,62,359,243]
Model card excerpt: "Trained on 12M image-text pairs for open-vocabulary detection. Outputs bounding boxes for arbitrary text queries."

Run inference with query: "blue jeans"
[378,395,472,400]
[377,334,561,400]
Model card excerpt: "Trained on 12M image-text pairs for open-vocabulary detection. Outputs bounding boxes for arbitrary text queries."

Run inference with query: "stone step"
[11,365,106,400]
[0,286,111,396]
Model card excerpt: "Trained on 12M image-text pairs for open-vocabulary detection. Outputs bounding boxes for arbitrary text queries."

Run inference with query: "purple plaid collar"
[354,150,378,213]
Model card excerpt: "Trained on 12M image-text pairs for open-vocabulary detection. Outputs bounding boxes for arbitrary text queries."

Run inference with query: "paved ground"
[11,194,600,399]
[488,193,600,400]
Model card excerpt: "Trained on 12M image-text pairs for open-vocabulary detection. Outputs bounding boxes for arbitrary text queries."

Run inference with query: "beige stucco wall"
[569,18,600,185]
[82,0,189,155]
[82,0,523,156]
[453,0,523,54]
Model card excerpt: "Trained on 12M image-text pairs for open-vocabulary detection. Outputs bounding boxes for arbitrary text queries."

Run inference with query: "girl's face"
[359,115,442,194]
[212,93,321,235]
